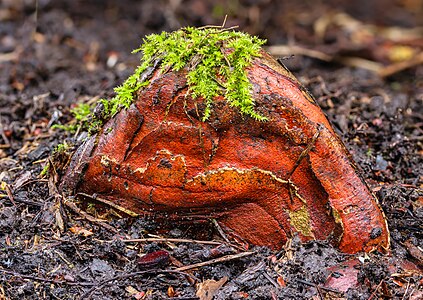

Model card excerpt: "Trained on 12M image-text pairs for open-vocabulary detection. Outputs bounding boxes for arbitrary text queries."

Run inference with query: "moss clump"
[70,27,267,133]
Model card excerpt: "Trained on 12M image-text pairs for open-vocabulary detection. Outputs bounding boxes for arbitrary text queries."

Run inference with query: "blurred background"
[1,0,422,96]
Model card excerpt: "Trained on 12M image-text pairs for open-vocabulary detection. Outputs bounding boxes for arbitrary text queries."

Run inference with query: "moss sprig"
[67,27,267,133]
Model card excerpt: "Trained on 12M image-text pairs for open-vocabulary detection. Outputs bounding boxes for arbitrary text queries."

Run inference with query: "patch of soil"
[1,0,422,299]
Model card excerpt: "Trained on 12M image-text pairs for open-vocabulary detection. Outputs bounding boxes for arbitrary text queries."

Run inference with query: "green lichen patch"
[67,27,267,133]
[289,205,314,237]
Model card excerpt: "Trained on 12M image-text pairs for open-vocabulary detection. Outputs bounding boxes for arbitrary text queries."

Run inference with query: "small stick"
[175,251,254,272]
[296,279,342,294]
[122,237,223,245]
[197,25,239,32]
[287,125,322,179]
[379,52,423,78]
[316,285,324,300]
[211,218,231,244]
[0,267,95,287]
[401,280,410,300]
[221,15,228,28]
[15,179,49,190]
[267,45,333,62]
[80,269,196,300]
[4,184,16,206]
[368,279,384,300]
[262,271,279,289]
[63,200,119,234]
[77,193,139,217]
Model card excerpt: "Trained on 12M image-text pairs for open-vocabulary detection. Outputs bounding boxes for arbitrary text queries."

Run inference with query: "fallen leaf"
[196,276,228,300]
[167,286,175,297]
[324,259,360,292]
[69,226,93,237]
[277,276,286,287]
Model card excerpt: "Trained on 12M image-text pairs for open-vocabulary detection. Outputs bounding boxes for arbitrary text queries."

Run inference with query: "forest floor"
[0,0,422,299]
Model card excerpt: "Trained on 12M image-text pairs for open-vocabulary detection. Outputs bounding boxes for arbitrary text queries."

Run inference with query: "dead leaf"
[196,277,228,300]
[69,225,93,237]
[167,286,175,297]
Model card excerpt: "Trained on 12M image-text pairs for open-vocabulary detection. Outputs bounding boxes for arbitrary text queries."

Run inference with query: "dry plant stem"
[296,279,342,294]
[316,285,324,300]
[63,200,119,234]
[266,45,332,62]
[77,192,139,217]
[367,279,385,300]
[0,267,95,287]
[401,281,411,300]
[0,50,19,63]
[175,252,254,272]
[337,56,383,73]
[4,184,16,206]
[287,125,322,179]
[261,270,280,289]
[211,218,232,244]
[379,52,423,77]
[122,238,224,245]
[80,269,197,300]
[268,44,422,77]
[15,179,49,190]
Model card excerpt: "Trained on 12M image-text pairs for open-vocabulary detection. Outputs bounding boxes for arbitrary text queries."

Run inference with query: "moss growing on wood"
[70,27,267,133]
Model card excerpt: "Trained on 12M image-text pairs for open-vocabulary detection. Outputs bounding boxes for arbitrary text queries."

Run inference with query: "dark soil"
[0,1,422,299]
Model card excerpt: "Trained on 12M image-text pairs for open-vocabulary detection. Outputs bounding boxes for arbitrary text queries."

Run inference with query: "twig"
[267,44,415,76]
[316,285,324,300]
[15,179,49,190]
[0,267,94,287]
[7,197,43,207]
[0,116,11,146]
[401,280,410,300]
[379,52,423,78]
[175,251,254,272]
[0,51,19,63]
[4,184,16,206]
[287,125,322,178]
[211,218,231,244]
[122,237,223,245]
[368,279,384,300]
[77,193,139,217]
[262,270,279,289]
[80,269,196,300]
[337,56,382,73]
[197,25,239,31]
[63,200,119,234]
[296,279,342,294]
[266,45,333,62]
[221,15,228,28]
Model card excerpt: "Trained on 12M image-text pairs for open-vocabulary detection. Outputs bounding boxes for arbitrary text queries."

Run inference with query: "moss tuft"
[70,27,267,133]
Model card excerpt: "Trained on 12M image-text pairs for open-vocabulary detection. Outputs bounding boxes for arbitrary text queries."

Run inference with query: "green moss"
[54,142,71,154]
[69,27,267,133]
[39,163,50,177]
